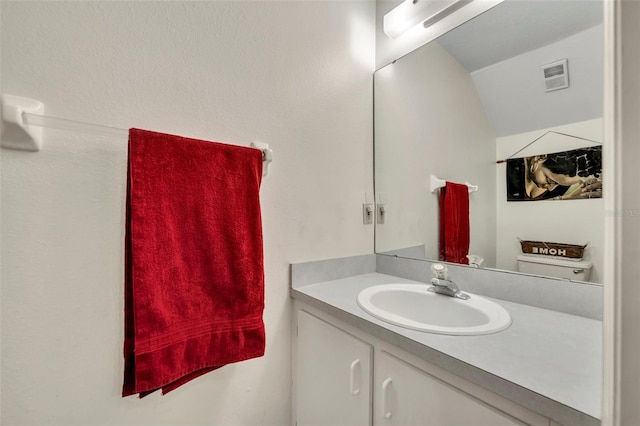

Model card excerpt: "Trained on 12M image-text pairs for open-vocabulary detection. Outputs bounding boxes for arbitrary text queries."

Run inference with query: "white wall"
[495,119,604,283]
[0,2,374,425]
[471,24,604,137]
[374,42,496,265]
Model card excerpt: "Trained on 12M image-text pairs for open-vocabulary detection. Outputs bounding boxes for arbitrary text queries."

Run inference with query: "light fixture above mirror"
[383,0,474,39]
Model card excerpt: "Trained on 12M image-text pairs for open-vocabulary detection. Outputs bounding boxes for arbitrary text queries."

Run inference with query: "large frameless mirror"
[374,0,604,283]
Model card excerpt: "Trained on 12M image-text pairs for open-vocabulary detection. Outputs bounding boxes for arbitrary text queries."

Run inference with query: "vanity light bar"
[384,0,473,39]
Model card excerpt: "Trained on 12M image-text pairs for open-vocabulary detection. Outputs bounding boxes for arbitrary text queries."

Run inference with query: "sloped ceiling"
[437,0,603,73]
[435,0,604,137]
[471,24,604,137]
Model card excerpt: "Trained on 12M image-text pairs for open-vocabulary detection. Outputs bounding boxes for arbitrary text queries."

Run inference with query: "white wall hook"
[250,142,272,177]
[1,95,45,151]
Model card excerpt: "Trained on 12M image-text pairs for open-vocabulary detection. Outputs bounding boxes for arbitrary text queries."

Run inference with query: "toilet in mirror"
[374,0,604,284]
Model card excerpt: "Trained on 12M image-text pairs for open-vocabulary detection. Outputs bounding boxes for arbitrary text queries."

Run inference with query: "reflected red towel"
[439,182,470,265]
[123,128,265,397]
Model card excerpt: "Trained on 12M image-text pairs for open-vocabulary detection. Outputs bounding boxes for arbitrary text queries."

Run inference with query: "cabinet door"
[296,310,372,426]
[375,351,523,426]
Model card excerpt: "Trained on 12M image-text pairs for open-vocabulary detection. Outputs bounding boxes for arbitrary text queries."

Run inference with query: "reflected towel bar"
[430,174,478,193]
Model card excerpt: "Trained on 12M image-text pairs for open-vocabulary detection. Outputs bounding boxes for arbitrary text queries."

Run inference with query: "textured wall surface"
[0,1,374,424]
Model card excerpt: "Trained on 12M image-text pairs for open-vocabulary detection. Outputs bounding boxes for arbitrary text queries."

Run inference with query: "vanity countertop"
[292,272,602,426]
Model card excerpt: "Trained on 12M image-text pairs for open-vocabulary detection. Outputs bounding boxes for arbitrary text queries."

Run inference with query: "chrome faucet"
[428,264,470,300]
[429,277,470,300]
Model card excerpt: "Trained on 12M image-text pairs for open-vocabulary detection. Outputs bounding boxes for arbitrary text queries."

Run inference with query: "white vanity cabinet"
[375,350,522,426]
[294,304,550,426]
[295,309,373,426]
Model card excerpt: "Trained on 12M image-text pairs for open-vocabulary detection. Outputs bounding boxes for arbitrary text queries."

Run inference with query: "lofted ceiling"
[436,0,603,72]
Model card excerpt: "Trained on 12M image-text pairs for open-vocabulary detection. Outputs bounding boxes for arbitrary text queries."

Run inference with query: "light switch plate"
[363,203,374,225]
[377,204,385,224]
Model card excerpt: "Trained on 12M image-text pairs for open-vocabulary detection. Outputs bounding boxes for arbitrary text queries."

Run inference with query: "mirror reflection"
[374,0,604,283]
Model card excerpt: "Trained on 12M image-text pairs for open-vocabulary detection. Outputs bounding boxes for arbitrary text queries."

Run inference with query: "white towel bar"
[1,94,273,176]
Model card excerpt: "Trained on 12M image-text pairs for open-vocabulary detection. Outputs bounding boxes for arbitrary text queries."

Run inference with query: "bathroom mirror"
[374,0,604,283]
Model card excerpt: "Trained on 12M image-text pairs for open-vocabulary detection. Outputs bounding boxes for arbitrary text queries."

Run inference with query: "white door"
[296,310,372,426]
[375,350,523,426]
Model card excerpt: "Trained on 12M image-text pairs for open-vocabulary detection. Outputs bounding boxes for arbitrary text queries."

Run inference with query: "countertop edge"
[291,286,600,426]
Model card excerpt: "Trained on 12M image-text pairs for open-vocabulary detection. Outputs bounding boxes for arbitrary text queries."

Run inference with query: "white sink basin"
[357,284,511,335]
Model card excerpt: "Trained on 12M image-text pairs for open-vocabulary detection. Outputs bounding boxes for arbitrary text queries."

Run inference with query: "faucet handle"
[431,263,448,279]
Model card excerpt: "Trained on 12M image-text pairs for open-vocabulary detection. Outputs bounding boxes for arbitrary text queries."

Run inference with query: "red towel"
[439,182,470,265]
[123,128,265,397]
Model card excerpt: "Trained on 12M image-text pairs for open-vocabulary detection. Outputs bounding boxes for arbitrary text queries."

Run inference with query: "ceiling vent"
[542,59,569,92]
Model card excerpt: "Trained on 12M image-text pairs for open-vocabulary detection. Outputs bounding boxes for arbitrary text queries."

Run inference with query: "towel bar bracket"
[250,142,272,177]
[1,94,44,151]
